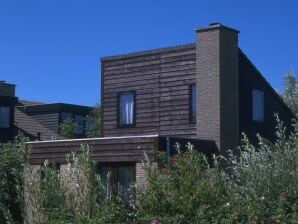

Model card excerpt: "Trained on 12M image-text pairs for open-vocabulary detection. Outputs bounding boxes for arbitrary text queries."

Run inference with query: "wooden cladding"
[28,135,158,164]
[102,44,197,138]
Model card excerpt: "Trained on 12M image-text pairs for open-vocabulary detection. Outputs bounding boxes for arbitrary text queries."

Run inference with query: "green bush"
[59,119,75,139]
[0,134,28,224]
[24,144,135,224]
[136,143,233,223]
[1,117,297,223]
[136,117,298,223]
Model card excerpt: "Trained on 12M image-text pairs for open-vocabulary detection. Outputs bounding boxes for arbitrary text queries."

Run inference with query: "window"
[98,165,135,202]
[190,84,196,123]
[85,116,96,137]
[74,114,84,135]
[0,106,10,128]
[252,89,264,122]
[61,112,72,121]
[118,91,135,127]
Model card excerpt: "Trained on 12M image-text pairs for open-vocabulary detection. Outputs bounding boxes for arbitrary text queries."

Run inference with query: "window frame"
[74,114,84,135]
[0,106,11,129]
[117,91,136,128]
[252,88,265,122]
[189,84,197,124]
[97,162,136,200]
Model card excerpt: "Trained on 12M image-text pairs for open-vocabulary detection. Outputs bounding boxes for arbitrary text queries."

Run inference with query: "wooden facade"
[17,103,93,138]
[102,44,197,138]
[28,135,217,164]
[27,23,296,166]
[29,135,158,164]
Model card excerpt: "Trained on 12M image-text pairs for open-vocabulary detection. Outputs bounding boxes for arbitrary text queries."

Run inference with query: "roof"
[101,43,196,62]
[17,103,93,114]
[14,108,63,141]
[18,99,46,106]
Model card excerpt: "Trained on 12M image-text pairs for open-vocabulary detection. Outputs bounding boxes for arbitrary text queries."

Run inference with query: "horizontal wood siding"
[159,49,196,137]
[30,113,60,133]
[28,136,158,164]
[102,45,197,138]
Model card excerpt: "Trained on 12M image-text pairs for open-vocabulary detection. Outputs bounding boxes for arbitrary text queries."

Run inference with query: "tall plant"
[0,134,29,223]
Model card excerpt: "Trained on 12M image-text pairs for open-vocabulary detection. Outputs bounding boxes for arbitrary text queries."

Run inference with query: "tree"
[59,119,75,139]
[85,103,101,138]
[281,69,298,116]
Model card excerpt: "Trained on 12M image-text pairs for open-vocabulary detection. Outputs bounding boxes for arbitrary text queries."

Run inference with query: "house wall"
[29,135,158,164]
[0,95,18,143]
[29,113,60,133]
[239,51,295,144]
[196,24,239,153]
[102,44,197,138]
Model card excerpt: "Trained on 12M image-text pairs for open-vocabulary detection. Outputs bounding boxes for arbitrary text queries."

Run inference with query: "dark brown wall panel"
[30,113,60,133]
[102,45,197,138]
[239,51,295,144]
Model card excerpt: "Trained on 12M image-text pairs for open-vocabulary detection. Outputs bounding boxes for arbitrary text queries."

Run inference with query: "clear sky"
[1,0,297,106]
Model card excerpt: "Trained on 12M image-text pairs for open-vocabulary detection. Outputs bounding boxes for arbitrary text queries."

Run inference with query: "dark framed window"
[74,114,84,135]
[190,84,197,123]
[98,164,135,202]
[252,89,264,122]
[0,106,10,128]
[117,91,136,127]
[60,112,72,121]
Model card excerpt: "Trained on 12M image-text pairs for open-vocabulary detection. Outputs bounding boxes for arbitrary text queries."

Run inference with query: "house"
[0,82,94,143]
[27,23,295,194]
[0,81,18,143]
[17,102,93,139]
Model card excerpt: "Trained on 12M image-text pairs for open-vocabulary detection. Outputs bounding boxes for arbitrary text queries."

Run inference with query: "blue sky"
[1,0,297,106]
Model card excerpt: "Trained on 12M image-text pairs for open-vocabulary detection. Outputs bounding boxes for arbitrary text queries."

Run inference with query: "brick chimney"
[0,81,16,97]
[196,23,239,153]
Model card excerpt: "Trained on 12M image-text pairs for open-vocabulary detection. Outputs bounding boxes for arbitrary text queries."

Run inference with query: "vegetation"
[85,103,101,138]
[138,117,298,223]
[24,145,133,224]
[281,69,298,116]
[59,118,76,139]
[0,117,298,223]
[0,134,29,223]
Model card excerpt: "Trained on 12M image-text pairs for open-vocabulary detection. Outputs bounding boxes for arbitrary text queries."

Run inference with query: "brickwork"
[136,162,147,189]
[24,165,41,224]
[196,24,239,153]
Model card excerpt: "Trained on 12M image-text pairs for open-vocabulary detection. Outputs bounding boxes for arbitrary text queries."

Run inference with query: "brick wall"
[196,23,239,153]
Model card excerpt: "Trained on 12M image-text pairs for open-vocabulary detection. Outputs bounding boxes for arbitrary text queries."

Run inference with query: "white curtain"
[120,93,134,125]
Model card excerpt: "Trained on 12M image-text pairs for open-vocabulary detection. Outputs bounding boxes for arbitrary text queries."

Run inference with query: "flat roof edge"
[27,134,160,144]
[100,43,196,62]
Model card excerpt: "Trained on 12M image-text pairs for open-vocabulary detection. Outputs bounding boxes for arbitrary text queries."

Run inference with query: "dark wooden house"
[17,103,93,138]
[27,23,295,194]
[0,81,18,144]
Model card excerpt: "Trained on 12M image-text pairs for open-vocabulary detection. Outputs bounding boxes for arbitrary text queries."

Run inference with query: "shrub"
[137,117,298,223]
[24,144,135,224]
[59,119,75,139]
[0,134,29,224]
[136,143,232,223]
[223,116,298,223]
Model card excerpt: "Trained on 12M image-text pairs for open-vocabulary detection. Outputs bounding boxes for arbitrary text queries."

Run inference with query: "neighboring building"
[0,82,94,143]
[17,103,93,138]
[28,23,295,195]
[0,81,18,143]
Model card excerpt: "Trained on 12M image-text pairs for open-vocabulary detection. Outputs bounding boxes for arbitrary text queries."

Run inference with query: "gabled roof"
[14,108,63,141]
